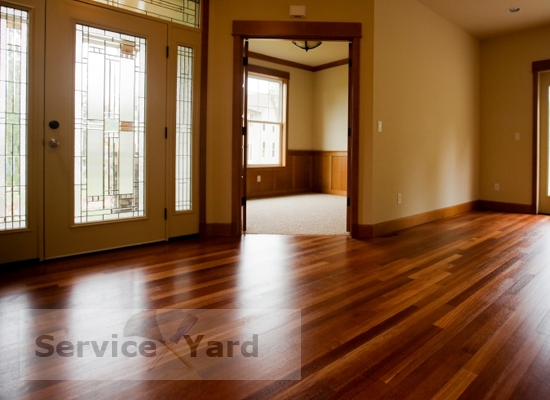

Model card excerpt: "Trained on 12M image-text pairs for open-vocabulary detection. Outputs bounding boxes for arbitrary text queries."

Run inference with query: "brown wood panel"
[3,211,550,398]
[273,167,293,192]
[232,21,362,39]
[292,153,312,190]
[246,170,273,195]
[331,156,348,193]
[311,151,348,196]
[246,150,312,198]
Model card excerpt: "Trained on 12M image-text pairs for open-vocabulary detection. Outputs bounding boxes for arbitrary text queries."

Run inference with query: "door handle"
[48,138,60,148]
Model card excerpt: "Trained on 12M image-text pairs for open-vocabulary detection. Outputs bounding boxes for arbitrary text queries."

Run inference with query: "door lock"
[48,138,60,148]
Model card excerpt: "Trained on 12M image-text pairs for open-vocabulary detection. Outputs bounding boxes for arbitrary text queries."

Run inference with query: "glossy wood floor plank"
[3,211,550,399]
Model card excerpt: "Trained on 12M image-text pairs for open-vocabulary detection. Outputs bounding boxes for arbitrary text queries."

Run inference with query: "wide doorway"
[244,39,349,235]
[232,21,361,237]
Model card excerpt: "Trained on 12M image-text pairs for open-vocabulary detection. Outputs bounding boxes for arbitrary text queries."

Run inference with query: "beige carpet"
[245,193,348,235]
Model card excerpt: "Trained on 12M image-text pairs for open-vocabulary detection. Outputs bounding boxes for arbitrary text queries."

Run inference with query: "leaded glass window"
[175,45,193,212]
[74,24,147,224]
[87,0,200,28]
[0,7,28,231]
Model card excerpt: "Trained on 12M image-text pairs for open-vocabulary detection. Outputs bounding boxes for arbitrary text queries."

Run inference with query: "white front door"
[44,0,167,258]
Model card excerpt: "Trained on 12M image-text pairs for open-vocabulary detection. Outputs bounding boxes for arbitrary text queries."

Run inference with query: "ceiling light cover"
[507,7,521,13]
[292,40,322,52]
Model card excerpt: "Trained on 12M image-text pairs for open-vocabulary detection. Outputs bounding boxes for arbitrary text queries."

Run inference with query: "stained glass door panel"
[0,0,43,264]
[74,25,146,224]
[44,0,166,259]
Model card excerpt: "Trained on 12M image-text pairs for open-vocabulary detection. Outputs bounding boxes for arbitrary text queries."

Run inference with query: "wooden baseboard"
[478,200,534,214]
[355,201,479,239]
[200,223,235,237]
[247,188,311,200]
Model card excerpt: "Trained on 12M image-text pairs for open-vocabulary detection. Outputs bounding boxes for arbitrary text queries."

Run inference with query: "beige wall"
[207,0,481,227]
[250,58,348,151]
[312,64,349,151]
[480,25,550,206]
[373,0,480,223]
[206,0,374,224]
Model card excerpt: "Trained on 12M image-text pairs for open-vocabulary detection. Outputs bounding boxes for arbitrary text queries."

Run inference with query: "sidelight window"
[0,7,28,231]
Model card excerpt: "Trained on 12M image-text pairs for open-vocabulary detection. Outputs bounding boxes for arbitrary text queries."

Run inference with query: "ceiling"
[248,40,349,68]
[248,1,550,67]
[416,0,550,40]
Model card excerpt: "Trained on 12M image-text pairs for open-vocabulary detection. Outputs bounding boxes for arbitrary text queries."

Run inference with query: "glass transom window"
[87,0,200,29]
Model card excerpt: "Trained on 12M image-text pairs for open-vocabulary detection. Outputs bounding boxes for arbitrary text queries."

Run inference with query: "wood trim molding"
[232,21,362,39]
[312,59,349,72]
[198,0,210,236]
[531,59,550,215]
[248,63,290,79]
[200,223,234,237]
[249,51,349,73]
[348,38,360,235]
[249,51,315,72]
[355,201,480,239]
[478,200,534,214]
[232,35,244,236]
[232,22,361,237]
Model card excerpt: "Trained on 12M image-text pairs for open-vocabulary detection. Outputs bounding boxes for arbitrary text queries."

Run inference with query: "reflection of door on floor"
[540,72,550,214]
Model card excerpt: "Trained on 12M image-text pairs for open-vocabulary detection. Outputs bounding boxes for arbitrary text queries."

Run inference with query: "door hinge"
[241,197,246,206]
[243,56,248,66]
[348,128,351,137]
[164,208,167,220]
[165,127,168,139]
[347,197,351,207]
[348,58,352,68]
[242,126,247,136]
[166,46,169,58]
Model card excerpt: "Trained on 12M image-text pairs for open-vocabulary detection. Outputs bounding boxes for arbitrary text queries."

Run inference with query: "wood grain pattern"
[312,151,348,196]
[246,151,312,198]
[3,211,550,398]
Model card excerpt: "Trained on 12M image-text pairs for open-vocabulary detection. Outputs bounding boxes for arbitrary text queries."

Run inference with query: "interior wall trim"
[478,200,534,214]
[356,201,480,239]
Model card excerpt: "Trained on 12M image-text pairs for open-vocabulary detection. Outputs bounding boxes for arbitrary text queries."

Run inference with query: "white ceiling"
[248,40,349,68]
[416,0,550,40]
[248,0,550,67]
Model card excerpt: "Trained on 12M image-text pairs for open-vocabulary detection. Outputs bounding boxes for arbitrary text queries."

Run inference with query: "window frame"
[247,64,289,168]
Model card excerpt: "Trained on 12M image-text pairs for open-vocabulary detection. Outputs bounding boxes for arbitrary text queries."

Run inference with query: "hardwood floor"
[3,211,550,399]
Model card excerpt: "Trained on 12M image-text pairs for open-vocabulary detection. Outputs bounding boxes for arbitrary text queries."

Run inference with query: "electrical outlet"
[257,175,261,183]
[397,193,402,204]
[494,183,499,191]
[515,132,520,140]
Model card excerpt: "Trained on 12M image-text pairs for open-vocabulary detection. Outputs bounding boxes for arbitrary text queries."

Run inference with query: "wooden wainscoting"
[247,150,312,198]
[312,151,347,196]
[246,150,348,198]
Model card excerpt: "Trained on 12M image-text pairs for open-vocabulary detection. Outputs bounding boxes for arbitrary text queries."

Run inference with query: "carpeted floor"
[245,193,348,235]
